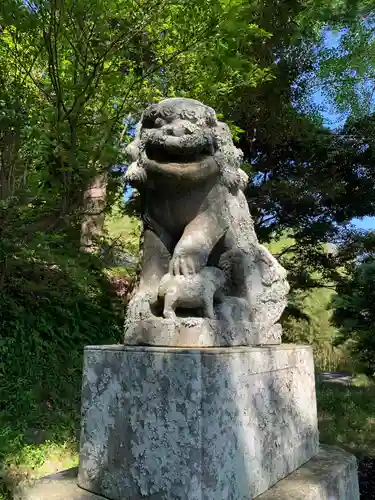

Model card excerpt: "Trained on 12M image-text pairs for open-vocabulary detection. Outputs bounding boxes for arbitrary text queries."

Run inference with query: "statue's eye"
[206,112,217,127]
[142,116,154,128]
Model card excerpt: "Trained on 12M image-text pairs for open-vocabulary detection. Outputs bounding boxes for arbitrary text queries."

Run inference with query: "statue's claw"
[124,162,147,186]
[170,253,197,277]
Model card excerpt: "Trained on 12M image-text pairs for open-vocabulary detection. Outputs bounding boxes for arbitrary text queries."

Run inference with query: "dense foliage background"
[1,0,375,496]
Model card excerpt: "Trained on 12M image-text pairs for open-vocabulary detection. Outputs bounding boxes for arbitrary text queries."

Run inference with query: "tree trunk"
[80,173,107,252]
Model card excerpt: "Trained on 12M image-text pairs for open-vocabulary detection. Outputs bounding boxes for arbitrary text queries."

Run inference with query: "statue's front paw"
[169,251,199,277]
[257,245,275,267]
[163,308,177,321]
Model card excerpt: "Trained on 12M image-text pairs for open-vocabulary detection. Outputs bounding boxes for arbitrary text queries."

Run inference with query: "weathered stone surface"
[123,97,289,345]
[78,344,318,500]
[257,445,360,500]
[125,317,282,346]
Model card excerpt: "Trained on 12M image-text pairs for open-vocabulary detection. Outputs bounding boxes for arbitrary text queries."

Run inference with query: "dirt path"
[318,371,353,385]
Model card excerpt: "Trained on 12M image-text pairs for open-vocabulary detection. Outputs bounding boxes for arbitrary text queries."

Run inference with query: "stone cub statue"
[158,267,226,321]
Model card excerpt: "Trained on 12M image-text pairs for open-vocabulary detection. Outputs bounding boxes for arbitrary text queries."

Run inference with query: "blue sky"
[350,217,375,230]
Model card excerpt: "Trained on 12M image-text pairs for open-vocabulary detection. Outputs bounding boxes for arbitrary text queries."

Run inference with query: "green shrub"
[0,230,124,487]
[332,259,375,376]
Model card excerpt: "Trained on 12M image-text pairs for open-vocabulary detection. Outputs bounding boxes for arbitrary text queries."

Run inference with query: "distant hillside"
[103,213,140,273]
[105,214,140,244]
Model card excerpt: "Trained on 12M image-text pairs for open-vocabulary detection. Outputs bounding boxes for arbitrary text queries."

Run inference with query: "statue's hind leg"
[162,291,178,320]
[203,295,216,319]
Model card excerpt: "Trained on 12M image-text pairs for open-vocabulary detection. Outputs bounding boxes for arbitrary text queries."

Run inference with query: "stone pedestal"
[124,318,282,347]
[77,344,319,500]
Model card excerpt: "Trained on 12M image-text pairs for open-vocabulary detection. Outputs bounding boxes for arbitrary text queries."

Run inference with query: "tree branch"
[66,0,167,117]
[6,31,53,103]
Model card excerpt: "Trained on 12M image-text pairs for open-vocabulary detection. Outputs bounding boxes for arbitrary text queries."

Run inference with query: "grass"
[0,231,126,499]
[104,213,140,241]
[0,213,138,499]
[103,213,140,280]
[0,441,78,497]
[0,412,79,499]
[104,212,140,260]
[317,374,375,457]
[0,358,82,499]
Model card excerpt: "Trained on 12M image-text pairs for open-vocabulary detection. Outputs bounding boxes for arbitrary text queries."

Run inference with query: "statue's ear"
[124,118,143,161]
[205,107,218,127]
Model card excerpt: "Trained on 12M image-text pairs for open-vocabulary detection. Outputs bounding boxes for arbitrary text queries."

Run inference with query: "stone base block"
[124,318,282,346]
[18,446,359,500]
[258,445,359,500]
[78,344,319,500]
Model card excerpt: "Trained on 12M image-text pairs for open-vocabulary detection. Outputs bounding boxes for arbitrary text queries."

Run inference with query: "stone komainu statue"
[123,98,289,346]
